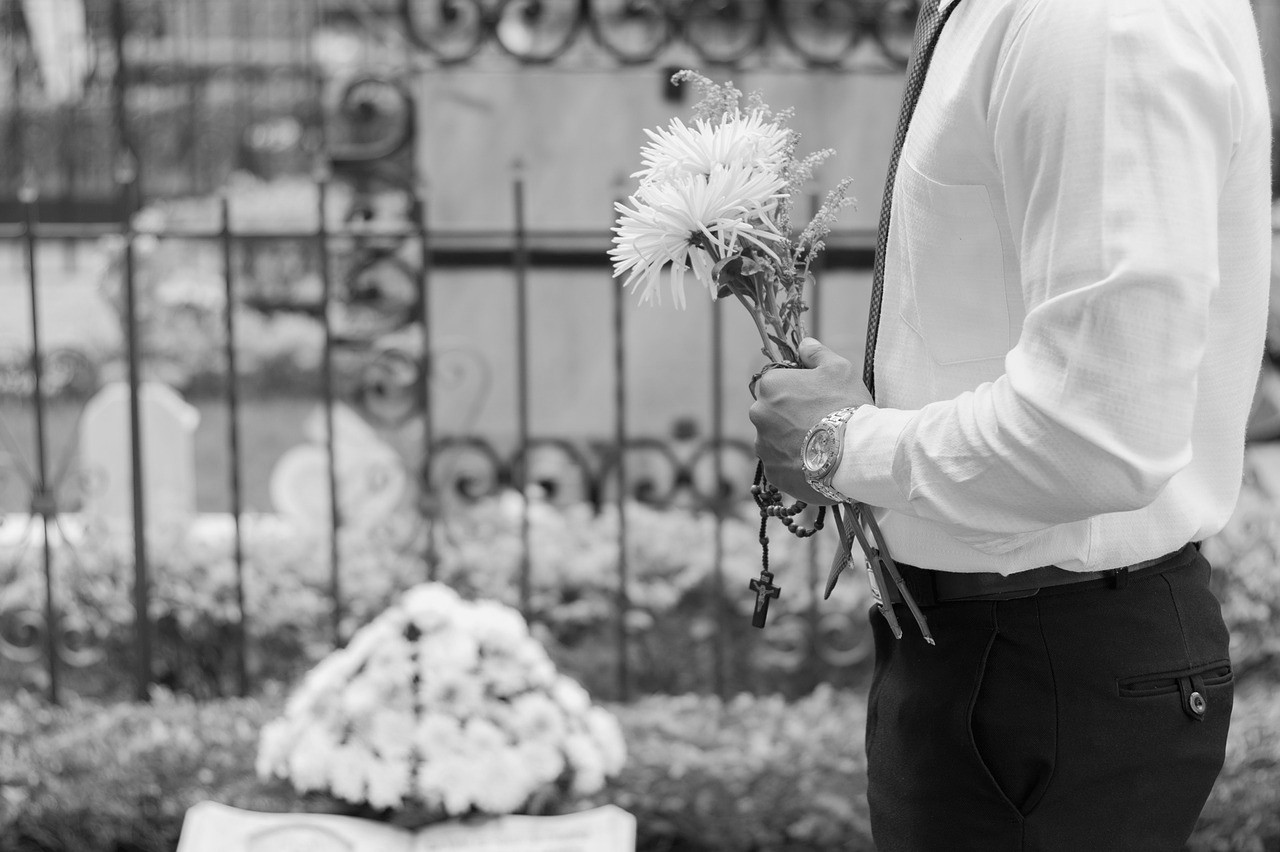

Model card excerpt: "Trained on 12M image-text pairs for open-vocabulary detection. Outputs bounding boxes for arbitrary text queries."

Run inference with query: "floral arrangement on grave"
[256,583,627,824]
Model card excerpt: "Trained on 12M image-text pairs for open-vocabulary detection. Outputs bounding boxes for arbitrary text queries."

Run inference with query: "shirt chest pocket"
[897,160,1011,365]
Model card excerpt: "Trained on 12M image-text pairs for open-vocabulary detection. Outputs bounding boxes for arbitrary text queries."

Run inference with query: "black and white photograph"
[0,0,1278,850]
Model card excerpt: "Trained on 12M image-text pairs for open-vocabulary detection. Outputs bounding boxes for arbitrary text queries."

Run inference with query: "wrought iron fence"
[0,176,885,705]
[0,0,921,222]
[0,0,914,706]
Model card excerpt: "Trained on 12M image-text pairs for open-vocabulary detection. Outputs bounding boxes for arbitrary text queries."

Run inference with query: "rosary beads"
[748,460,826,628]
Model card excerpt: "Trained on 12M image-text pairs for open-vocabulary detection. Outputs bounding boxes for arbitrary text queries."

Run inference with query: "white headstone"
[176,802,637,852]
[80,381,200,525]
[269,403,407,528]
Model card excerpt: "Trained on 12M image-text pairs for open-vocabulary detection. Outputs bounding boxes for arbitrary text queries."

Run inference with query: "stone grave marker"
[80,381,200,525]
[176,802,637,852]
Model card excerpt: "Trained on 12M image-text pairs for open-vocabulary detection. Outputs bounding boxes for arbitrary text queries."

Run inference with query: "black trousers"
[865,546,1233,852]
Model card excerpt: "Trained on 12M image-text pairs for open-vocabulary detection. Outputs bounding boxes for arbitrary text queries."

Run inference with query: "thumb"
[798,337,841,369]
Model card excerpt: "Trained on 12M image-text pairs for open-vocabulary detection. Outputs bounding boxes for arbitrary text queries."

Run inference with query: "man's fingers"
[798,337,846,370]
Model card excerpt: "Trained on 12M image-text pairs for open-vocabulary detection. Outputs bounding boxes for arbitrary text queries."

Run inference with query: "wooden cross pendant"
[750,569,781,628]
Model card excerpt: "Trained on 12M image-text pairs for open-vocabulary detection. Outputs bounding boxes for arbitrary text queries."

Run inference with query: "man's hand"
[748,338,873,504]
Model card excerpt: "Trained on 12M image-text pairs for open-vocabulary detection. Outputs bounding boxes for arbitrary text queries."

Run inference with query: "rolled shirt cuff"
[831,405,917,511]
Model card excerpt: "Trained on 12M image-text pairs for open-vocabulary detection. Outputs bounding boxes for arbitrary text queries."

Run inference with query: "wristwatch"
[802,406,859,503]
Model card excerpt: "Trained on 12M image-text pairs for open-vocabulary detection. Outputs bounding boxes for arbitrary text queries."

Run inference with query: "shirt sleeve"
[831,0,1243,553]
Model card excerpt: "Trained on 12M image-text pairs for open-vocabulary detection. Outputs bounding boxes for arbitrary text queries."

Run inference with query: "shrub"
[2,683,1276,852]
[1186,680,1280,852]
[0,498,872,700]
[1202,470,1280,681]
[608,686,873,852]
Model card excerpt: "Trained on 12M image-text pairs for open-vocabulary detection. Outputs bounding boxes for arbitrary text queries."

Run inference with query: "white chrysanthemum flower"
[563,732,607,797]
[329,742,378,804]
[485,657,534,698]
[402,583,463,629]
[340,676,384,720]
[417,629,480,674]
[611,163,787,308]
[473,746,537,814]
[420,670,486,717]
[365,707,416,761]
[470,599,531,652]
[586,706,628,775]
[254,717,295,779]
[257,582,627,819]
[285,724,333,793]
[413,712,464,759]
[507,691,568,743]
[366,757,412,810]
[551,676,591,716]
[518,740,566,787]
[633,112,791,189]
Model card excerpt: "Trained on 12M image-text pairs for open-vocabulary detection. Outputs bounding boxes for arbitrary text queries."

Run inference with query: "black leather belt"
[883,542,1201,607]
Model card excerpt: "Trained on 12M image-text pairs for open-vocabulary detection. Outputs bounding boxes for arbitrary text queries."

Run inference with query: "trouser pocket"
[1117,660,1233,721]
[969,613,1057,816]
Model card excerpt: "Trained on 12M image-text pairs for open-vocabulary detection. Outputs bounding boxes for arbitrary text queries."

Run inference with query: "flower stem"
[733,289,781,363]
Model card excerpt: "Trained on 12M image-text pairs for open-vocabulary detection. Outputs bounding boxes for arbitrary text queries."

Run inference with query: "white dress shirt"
[832,0,1272,573]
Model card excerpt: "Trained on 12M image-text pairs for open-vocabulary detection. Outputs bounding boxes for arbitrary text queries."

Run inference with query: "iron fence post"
[117,157,152,702]
[806,193,824,690]
[21,186,59,705]
[513,171,532,618]
[220,193,250,696]
[711,300,727,699]
[612,231,631,701]
[315,173,343,647]
[416,182,438,581]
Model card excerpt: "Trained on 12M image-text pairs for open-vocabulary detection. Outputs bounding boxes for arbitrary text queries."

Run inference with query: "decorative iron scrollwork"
[0,347,98,399]
[870,0,919,66]
[427,436,508,501]
[598,437,685,506]
[510,438,596,505]
[390,0,919,68]
[494,0,587,63]
[422,434,771,511]
[777,0,863,67]
[0,606,107,668]
[403,0,490,64]
[359,343,422,428]
[683,0,768,66]
[328,77,416,166]
[587,0,673,64]
[686,437,758,510]
[334,252,421,340]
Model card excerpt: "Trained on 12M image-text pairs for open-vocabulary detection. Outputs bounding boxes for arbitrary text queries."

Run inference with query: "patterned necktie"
[863,0,962,399]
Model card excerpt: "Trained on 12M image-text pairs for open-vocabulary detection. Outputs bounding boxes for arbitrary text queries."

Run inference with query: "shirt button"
[1188,691,1207,718]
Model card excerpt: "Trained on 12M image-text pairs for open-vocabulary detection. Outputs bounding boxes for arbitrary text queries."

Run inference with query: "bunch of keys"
[825,502,934,645]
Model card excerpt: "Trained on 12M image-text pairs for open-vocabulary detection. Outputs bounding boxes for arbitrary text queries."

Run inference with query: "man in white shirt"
[749,0,1271,848]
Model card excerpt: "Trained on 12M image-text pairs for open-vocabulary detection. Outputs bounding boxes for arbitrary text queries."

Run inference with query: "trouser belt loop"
[1109,567,1130,590]
[914,570,939,608]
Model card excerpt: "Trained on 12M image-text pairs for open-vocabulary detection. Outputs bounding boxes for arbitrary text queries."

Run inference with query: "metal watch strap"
[805,406,858,502]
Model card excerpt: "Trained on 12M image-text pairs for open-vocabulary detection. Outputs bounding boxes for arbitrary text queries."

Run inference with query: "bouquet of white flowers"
[613,71,872,635]
[256,584,627,820]
[611,71,853,366]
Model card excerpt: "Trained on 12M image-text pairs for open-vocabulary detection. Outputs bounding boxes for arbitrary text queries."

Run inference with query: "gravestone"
[80,382,200,525]
[176,802,637,852]
[269,403,408,528]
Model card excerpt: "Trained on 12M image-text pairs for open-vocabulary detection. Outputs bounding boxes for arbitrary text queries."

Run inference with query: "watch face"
[804,429,834,474]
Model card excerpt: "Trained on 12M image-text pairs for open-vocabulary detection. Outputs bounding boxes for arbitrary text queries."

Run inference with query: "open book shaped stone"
[176,802,636,852]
